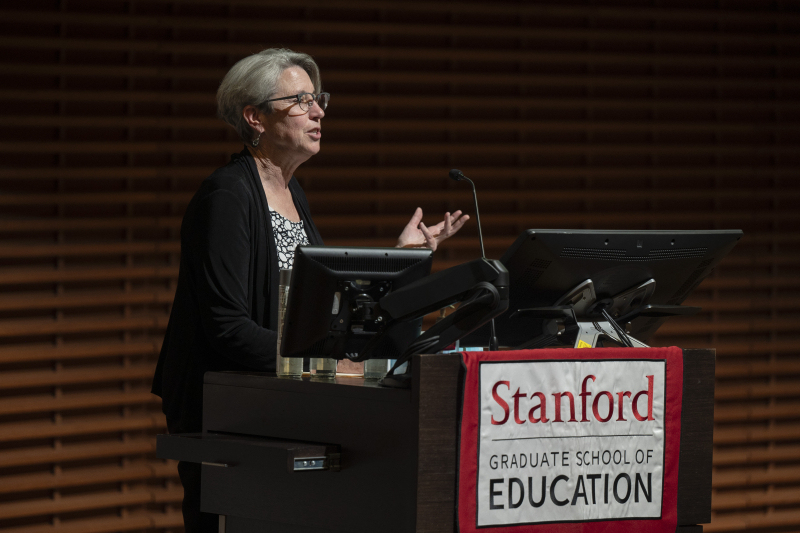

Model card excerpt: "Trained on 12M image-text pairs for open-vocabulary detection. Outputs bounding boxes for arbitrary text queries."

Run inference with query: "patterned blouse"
[269,206,309,270]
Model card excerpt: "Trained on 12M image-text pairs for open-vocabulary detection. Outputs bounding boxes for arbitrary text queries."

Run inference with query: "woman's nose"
[309,102,325,119]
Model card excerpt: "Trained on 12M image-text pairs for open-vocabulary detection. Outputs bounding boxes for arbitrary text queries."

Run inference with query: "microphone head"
[449,169,465,181]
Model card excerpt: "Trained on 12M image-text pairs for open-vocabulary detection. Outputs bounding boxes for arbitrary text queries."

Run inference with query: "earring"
[251,133,261,147]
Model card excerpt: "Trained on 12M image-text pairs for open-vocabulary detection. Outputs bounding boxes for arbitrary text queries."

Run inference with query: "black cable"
[603,311,633,348]
[489,319,499,351]
[515,333,559,350]
[386,335,441,376]
[601,309,634,348]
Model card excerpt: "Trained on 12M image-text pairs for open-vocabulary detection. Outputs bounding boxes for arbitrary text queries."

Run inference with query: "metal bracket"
[292,452,340,472]
[201,461,229,468]
[574,320,650,348]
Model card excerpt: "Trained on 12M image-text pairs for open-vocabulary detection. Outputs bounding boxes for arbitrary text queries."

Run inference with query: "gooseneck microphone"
[449,169,485,259]
[449,169,498,351]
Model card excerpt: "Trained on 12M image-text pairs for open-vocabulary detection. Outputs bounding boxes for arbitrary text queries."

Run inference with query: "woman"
[151,49,468,532]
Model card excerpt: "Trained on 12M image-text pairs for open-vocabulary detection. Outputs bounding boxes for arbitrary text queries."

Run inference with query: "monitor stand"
[513,279,700,349]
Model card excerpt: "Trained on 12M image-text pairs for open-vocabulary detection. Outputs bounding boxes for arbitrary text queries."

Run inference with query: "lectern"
[157,350,713,533]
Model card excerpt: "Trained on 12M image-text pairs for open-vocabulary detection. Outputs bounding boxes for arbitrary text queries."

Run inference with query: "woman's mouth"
[308,128,321,140]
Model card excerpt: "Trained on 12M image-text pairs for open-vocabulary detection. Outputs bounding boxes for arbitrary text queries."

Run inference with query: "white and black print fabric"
[269,207,309,270]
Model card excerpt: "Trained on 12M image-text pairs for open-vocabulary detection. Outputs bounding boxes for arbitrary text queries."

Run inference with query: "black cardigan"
[151,148,323,430]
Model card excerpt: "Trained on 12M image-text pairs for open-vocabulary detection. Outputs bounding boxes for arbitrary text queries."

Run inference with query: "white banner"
[477,359,666,527]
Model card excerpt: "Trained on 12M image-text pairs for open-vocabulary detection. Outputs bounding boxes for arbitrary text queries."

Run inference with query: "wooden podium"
[157,350,713,533]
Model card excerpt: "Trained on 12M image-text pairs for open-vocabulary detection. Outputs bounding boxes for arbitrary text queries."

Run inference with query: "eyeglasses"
[262,92,330,112]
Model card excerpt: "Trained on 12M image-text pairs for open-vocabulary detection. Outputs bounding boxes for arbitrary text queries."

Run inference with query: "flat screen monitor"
[465,229,742,347]
[281,246,434,360]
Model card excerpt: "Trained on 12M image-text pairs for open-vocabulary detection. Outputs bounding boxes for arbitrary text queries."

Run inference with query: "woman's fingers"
[419,222,437,251]
[450,213,470,233]
[399,209,470,249]
[434,211,470,243]
[406,207,423,229]
[396,208,427,248]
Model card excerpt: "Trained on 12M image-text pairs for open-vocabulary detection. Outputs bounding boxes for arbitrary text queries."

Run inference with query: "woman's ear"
[242,105,263,133]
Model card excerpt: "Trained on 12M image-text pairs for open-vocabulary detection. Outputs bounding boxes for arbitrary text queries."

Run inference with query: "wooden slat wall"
[0,1,798,531]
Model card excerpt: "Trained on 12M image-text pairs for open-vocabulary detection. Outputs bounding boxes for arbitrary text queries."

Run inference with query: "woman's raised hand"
[396,207,470,251]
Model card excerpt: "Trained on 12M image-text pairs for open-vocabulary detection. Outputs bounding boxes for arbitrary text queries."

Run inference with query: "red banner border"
[457,347,684,533]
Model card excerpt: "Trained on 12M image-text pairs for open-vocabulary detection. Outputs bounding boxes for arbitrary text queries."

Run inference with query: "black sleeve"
[185,188,275,369]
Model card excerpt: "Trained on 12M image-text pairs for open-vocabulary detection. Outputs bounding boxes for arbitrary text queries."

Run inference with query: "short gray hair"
[216,48,322,143]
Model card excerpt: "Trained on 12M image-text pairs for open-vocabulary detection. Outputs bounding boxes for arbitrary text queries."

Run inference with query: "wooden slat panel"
[704,510,800,533]
[714,446,800,467]
[0,365,157,390]
[0,488,181,521]
[0,242,181,259]
[4,167,800,180]
[4,9,799,43]
[0,463,158,495]
[0,341,160,364]
[4,189,798,206]
[0,267,179,286]
[0,390,159,416]
[5,90,800,111]
[716,383,800,401]
[714,426,800,446]
[5,0,800,23]
[0,290,175,312]
[0,440,156,469]
[712,487,800,511]
[3,515,157,533]
[0,414,166,443]
[4,116,800,131]
[713,467,800,489]
[2,513,183,533]
[0,317,170,338]
[715,403,800,423]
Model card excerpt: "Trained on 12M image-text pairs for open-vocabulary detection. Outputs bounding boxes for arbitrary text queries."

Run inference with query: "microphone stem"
[452,170,495,351]
[466,178,485,259]
[468,176,493,350]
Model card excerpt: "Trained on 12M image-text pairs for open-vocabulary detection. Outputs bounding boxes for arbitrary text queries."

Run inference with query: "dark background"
[0,1,798,531]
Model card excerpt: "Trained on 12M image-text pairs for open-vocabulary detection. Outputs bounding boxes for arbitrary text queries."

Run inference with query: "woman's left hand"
[396,207,470,251]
